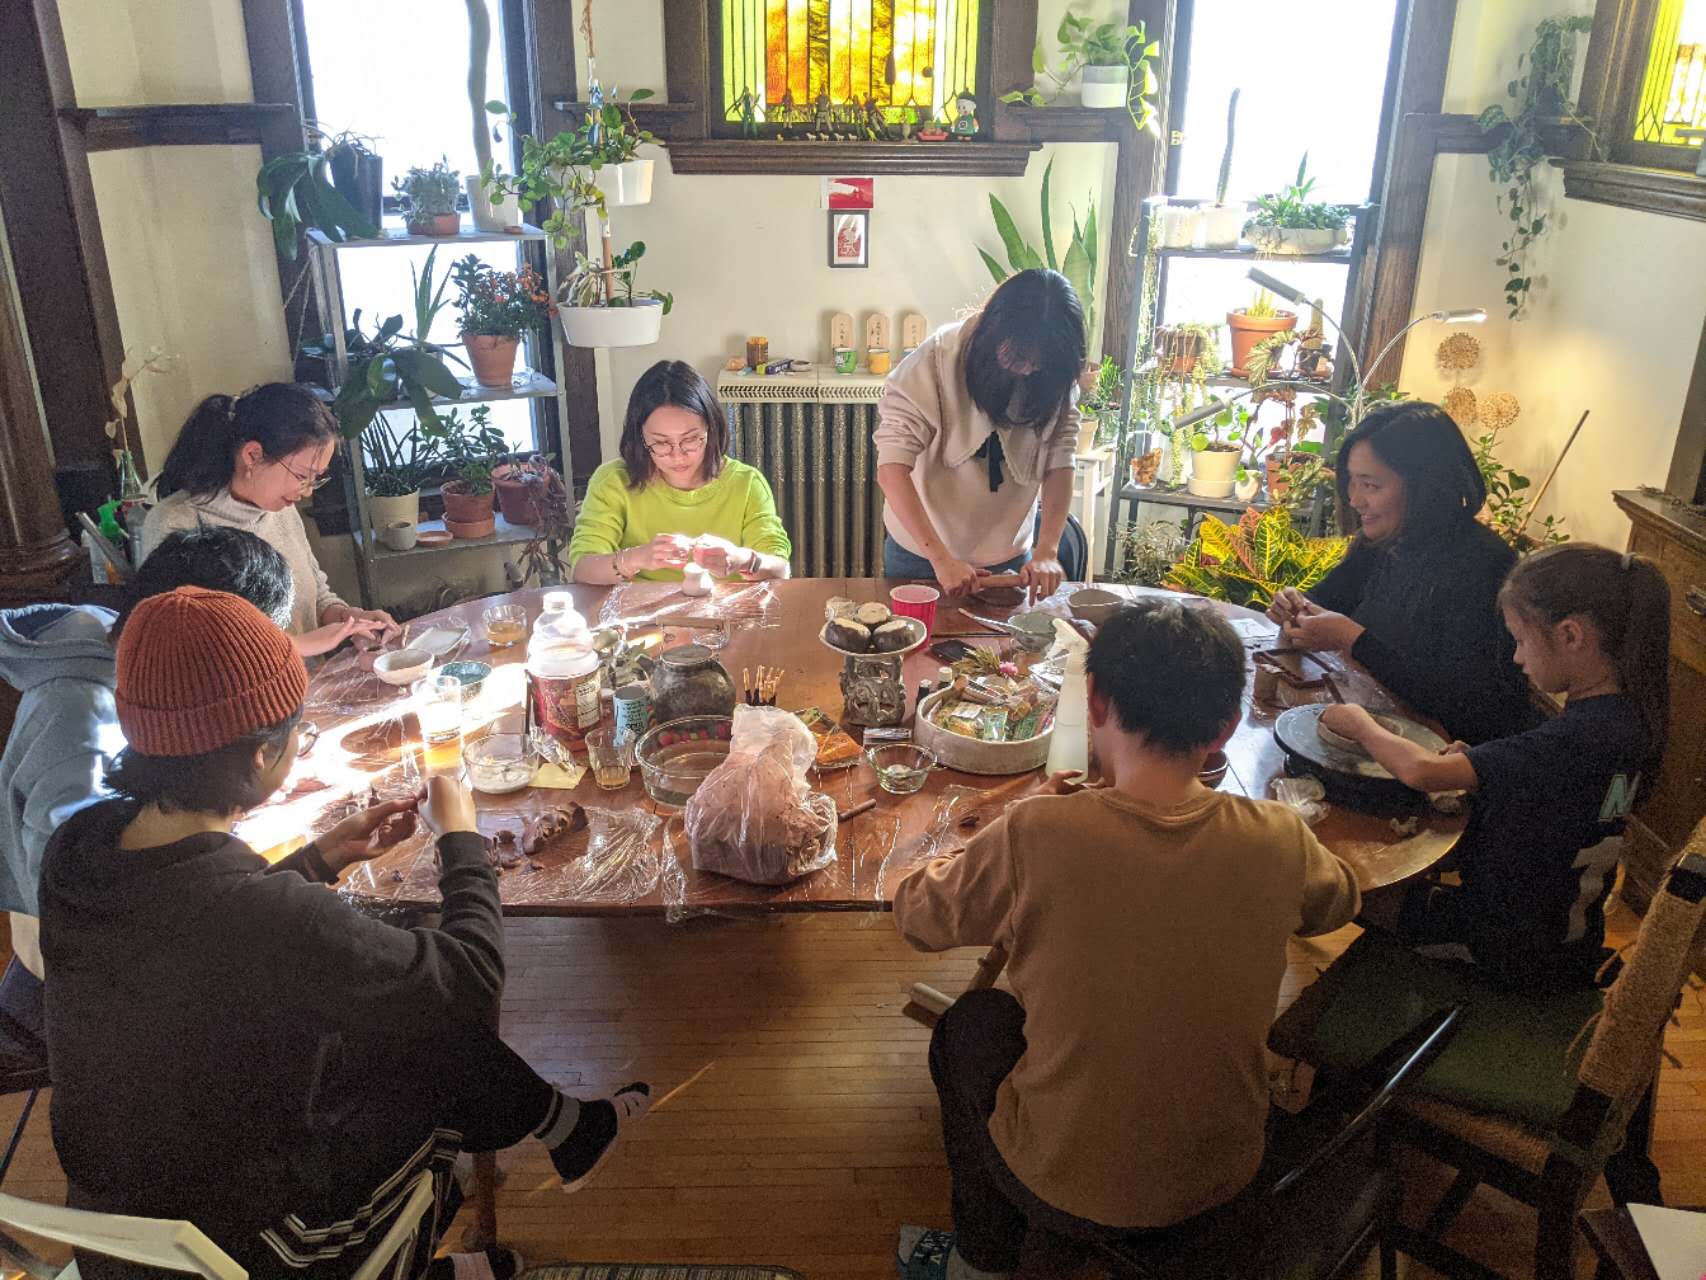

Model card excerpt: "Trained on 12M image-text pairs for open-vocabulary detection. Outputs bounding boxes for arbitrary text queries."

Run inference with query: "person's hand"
[346,606,400,648]
[628,533,695,573]
[294,616,385,658]
[1019,556,1064,602]
[1267,587,1317,627]
[929,555,987,596]
[1441,740,1471,757]
[1282,608,1365,654]
[1320,703,1379,745]
[315,797,419,872]
[691,534,756,578]
[418,774,478,838]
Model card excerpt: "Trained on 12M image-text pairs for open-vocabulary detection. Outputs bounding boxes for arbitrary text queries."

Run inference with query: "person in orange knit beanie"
[39,588,650,1280]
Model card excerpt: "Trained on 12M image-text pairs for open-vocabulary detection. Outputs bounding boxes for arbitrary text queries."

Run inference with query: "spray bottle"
[1044,619,1090,783]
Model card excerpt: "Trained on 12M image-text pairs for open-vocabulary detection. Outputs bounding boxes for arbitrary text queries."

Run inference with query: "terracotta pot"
[445,513,496,540]
[1154,328,1207,377]
[441,481,495,525]
[407,212,461,237]
[463,333,520,387]
[492,463,560,526]
[1226,309,1297,378]
[1266,454,1311,500]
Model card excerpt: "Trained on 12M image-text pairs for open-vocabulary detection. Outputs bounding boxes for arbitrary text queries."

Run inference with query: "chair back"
[0,1193,244,1280]
[1057,513,1089,583]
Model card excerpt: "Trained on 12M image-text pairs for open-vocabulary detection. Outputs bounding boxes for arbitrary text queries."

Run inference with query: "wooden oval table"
[236,578,1464,913]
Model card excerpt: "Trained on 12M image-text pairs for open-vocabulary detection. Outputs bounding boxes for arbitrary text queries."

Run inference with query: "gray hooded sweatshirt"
[0,604,121,919]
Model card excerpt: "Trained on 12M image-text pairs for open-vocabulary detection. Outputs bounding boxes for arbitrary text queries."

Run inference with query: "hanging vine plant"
[1475,14,1596,321]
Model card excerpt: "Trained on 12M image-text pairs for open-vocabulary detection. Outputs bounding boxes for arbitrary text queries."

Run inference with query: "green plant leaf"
[1033,44,1047,74]
[989,195,1040,272]
[1040,158,1058,273]
[1062,234,1092,323]
[978,247,1009,285]
[629,88,655,102]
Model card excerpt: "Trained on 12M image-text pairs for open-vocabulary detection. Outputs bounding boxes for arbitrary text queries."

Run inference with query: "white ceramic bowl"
[374,647,433,686]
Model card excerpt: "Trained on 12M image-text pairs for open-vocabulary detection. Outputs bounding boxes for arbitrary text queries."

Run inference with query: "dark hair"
[106,710,303,816]
[1499,543,1672,768]
[619,361,729,491]
[1085,599,1245,756]
[112,528,295,643]
[157,383,337,500]
[1334,400,1486,541]
[963,269,1086,431]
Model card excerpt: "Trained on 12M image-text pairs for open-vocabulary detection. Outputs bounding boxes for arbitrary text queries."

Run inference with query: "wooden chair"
[0,1168,437,1280]
[1269,828,1706,1280]
[0,957,50,1191]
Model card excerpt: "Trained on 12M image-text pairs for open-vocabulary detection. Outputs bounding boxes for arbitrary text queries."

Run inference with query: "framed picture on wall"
[829,211,869,269]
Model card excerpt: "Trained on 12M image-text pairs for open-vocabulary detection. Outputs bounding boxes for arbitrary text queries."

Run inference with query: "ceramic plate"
[412,625,469,658]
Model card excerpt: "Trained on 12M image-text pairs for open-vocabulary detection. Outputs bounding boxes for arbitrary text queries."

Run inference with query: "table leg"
[904,944,1010,1028]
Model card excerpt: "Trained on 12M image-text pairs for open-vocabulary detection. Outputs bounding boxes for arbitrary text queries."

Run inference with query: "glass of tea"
[586,727,634,791]
[417,673,465,747]
[483,603,527,649]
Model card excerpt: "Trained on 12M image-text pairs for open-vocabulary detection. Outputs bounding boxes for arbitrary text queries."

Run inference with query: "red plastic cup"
[889,584,941,637]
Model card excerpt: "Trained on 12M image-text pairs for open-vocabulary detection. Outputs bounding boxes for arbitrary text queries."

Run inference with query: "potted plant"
[321,128,384,228]
[979,159,1099,339]
[489,87,659,232]
[999,12,1160,135]
[1226,288,1297,377]
[1198,90,1246,249]
[464,0,524,232]
[396,159,462,236]
[1153,322,1219,377]
[434,404,508,536]
[442,461,497,537]
[256,146,379,260]
[557,239,673,348]
[362,414,441,531]
[492,455,564,526]
[1187,402,1247,499]
[1247,154,1351,255]
[1075,355,1123,454]
[450,254,553,387]
[1164,506,1349,609]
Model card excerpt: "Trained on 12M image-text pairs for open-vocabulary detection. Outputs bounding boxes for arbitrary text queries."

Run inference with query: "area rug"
[522,1267,804,1280]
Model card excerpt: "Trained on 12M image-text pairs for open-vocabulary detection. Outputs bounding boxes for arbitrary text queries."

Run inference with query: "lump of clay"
[854,602,891,628]
[825,618,871,652]
[824,597,857,621]
[681,565,714,597]
[870,619,914,653]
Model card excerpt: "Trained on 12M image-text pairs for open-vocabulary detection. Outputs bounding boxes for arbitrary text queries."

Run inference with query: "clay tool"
[837,798,877,823]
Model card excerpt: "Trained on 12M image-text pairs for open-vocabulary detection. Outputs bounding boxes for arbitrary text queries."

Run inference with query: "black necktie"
[974,433,1006,493]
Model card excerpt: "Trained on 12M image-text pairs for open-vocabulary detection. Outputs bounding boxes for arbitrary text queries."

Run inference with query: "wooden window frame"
[1564,0,1706,219]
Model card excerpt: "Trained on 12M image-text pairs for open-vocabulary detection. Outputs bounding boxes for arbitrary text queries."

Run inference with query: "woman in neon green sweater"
[569,361,792,583]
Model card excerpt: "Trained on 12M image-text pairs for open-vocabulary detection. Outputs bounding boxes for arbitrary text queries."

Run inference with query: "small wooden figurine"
[950,93,980,140]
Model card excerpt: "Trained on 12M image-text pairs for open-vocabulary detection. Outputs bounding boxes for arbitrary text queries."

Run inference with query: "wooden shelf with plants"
[1102,137,1381,574]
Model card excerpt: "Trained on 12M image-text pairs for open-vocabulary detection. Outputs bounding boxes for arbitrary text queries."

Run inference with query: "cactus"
[467,0,493,180]
[1215,88,1240,206]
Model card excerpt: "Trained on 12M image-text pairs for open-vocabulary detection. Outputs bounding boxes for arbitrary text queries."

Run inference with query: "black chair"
[1096,1004,1465,1280]
[0,957,49,1190]
[1057,512,1089,583]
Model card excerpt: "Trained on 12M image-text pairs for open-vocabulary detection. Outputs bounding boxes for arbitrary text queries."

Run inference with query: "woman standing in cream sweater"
[874,269,1084,598]
[142,384,398,657]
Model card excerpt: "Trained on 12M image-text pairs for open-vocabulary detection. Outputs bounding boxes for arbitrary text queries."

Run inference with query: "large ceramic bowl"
[374,648,433,686]
[1068,588,1124,627]
[635,714,733,809]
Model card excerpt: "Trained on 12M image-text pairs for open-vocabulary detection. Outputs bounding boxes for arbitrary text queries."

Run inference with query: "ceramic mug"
[381,520,418,552]
[867,347,892,375]
[833,346,856,375]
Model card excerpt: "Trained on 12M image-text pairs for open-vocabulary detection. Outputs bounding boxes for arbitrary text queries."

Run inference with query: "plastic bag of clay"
[685,705,837,885]
[598,580,780,633]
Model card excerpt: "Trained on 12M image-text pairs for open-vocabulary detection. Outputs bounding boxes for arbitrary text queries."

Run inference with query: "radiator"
[717,367,887,579]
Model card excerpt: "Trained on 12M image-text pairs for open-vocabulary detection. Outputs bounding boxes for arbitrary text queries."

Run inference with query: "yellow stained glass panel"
[1633,0,1706,147]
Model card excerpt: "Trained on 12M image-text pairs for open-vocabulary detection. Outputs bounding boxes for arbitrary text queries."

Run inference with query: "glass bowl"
[866,743,939,794]
[463,733,536,794]
[635,715,734,809]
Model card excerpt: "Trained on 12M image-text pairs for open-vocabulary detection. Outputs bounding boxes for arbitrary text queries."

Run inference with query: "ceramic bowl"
[1008,612,1057,653]
[439,660,492,699]
[1199,749,1229,788]
[374,647,433,686]
[636,715,734,809]
[1068,588,1124,627]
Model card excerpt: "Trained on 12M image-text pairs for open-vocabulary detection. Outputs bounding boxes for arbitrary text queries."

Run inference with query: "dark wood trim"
[988,0,1040,143]
[61,102,298,151]
[664,139,1038,176]
[1668,316,1706,504]
[0,197,83,603]
[1005,103,1124,144]
[1559,159,1706,221]
[660,0,710,141]
[3,0,127,480]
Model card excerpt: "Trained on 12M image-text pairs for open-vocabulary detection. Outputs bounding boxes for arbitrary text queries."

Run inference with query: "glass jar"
[651,643,736,724]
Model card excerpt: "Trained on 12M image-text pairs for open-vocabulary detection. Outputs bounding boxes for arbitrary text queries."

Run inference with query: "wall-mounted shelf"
[354,513,537,561]
[59,102,297,151]
[664,139,1038,177]
[306,225,550,250]
[1158,244,1354,264]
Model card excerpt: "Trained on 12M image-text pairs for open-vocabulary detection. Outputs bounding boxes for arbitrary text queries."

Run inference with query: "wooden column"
[0,196,83,605]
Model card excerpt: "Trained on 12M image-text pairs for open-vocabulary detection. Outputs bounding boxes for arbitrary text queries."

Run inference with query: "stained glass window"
[719,0,984,132]
[1632,0,1706,150]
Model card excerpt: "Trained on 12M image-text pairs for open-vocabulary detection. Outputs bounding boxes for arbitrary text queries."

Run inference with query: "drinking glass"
[586,726,634,790]
[483,603,527,650]
[418,673,464,746]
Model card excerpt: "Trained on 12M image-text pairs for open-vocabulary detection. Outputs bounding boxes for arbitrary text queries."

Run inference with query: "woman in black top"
[1268,401,1533,744]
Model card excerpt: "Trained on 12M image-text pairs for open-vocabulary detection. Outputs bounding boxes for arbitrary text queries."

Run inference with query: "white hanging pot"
[557,301,665,349]
[1187,447,1240,498]
[1198,203,1247,249]
[599,158,654,207]
[1158,204,1202,249]
[466,176,523,233]
[368,490,421,532]
[1080,64,1130,110]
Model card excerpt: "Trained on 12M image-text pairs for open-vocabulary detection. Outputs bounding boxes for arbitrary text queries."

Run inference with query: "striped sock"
[531,1090,582,1148]
[544,1082,651,1193]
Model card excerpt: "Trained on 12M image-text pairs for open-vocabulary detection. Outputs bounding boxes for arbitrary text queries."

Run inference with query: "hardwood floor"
[0,903,1700,1279]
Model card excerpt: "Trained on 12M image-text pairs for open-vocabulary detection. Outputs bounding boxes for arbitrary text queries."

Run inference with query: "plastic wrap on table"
[598,580,780,633]
[871,784,991,904]
[304,650,410,718]
[685,706,838,885]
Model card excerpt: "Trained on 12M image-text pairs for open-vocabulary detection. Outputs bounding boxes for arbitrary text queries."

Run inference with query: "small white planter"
[1080,64,1130,110]
[1234,472,1261,502]
[1247,225,1349,255]
[558,300,665,349]
[368,490,421,533]
[1158,204,1202,249]
[599,158,654,207]
[466,176,523,233]
[1198,203,1247,249]
[1187,448,1240,498]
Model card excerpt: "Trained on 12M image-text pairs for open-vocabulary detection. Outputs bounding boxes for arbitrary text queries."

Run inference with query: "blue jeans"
[883,536,1029,579]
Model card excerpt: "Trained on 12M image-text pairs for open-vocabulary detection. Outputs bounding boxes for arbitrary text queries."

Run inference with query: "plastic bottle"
[528,591,592,659]
[1044,619,1090,782]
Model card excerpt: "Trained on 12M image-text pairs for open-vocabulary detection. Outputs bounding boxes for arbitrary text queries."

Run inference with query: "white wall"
[1397,0,1706,547]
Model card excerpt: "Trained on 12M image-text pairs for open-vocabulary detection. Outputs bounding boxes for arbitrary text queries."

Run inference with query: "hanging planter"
[558,301,665,349]
[599,158,654,207]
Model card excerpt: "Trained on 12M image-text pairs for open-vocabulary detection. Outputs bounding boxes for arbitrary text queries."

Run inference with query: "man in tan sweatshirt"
[893,599,1360,1280]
